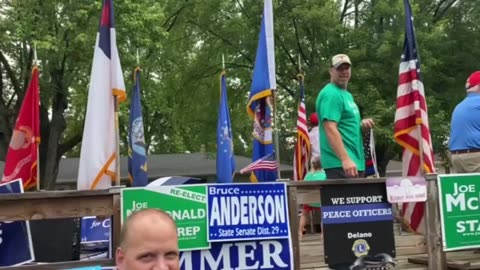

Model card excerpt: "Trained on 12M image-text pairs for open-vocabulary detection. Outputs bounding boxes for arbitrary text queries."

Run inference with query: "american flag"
[293,75,311,181]
[363,129,379,178]
[394,0,435,234]
[240,152,278,174]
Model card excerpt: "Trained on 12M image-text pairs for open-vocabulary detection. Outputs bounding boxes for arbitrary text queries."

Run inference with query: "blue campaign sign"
[207,183,289,242]
[0,179,22,193]
[81,216,111,243]
[0,179,34,266]
[180,238,293,270]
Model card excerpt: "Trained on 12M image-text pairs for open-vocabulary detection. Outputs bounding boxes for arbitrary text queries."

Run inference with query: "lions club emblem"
[352,239,370,257]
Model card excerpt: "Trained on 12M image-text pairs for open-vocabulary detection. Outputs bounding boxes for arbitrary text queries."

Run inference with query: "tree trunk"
[0,51,28,162]
[354,0,360,28]
[42,114,65,190]
[0,63,12,160]
[41,68,69,190]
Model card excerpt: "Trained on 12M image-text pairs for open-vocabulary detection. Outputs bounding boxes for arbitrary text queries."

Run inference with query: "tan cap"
[332,54,351,68]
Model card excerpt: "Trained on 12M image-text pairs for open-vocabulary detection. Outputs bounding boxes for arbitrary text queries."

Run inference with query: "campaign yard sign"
[438,173,480,251]
[207,183,289,242]
[0,179,35,266]
[320,182,395,266]
[121,185,209,251]
[121,183,294,269]
[180,238,293,270]
[80,216,110,244]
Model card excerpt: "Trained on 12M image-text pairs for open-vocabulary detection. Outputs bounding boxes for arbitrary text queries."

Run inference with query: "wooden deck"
[299,232,480,269]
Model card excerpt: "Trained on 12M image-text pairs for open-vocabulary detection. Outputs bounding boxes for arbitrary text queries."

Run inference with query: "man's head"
[329,54,352,89]
[466,71,480,93]
[116,209,180,270]
[311,156,322,170]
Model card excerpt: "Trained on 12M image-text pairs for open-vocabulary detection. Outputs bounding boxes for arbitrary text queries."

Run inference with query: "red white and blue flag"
[364,129,379,178]
[293,75,310,181]
[240,152,278,174]
[394,0,435,233]
[77,0,126,190]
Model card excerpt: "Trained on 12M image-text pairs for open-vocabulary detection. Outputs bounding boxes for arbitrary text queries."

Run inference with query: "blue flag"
[128,68,148,187]
[246,0,277,182]
[216,72,235,183]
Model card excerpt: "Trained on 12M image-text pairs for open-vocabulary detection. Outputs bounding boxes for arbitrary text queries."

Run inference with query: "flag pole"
[270,56,281,180]
[136,49,140,66]
[114,96,120,186]
[114,36,123,187]
[273,90,281,179]
[33,44,40,191]
[222,54,225,70]
[417,125,424,173]
[270,54,280,180]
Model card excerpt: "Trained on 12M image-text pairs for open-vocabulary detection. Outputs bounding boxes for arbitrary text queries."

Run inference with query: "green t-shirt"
[315,83,365,171]
[304,170,326,207]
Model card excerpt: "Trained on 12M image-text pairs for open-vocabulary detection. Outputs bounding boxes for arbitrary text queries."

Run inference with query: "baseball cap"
[309,113,318,126]
[466,71,480,90]
[332,54,352,68]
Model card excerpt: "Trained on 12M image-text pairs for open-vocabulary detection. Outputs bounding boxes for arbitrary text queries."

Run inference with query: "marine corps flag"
[1,66,40,190]
[246,0,277,182]
[77,0,126,190]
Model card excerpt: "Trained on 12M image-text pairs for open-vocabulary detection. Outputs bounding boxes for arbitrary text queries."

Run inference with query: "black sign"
[320,182,395,266]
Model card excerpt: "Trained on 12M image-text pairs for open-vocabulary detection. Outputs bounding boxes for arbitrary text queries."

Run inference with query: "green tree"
[2,0,480,189]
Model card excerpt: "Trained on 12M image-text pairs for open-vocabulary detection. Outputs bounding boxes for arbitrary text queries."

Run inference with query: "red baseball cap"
[466,71,480,90]
[309,113,318,126]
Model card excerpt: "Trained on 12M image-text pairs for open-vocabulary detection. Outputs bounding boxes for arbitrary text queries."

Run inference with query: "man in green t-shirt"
[315,54,375,179]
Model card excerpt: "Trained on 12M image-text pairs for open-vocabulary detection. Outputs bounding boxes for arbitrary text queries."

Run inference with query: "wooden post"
[111,192,122,253]
[288,186,300,270]
[425,173,447,269]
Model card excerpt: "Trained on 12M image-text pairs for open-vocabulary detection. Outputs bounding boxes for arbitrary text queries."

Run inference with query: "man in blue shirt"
[449,71,480,173]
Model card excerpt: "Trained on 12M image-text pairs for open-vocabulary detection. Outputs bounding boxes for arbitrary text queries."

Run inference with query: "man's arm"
[324,120,358,177]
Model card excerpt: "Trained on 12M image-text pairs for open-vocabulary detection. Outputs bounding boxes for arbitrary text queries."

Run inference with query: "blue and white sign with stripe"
[207,182,289,242]
[322,203,393,224]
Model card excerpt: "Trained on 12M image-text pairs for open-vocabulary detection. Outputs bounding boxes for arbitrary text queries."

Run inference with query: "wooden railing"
[0,178,445,269]
[0,188,122,269]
